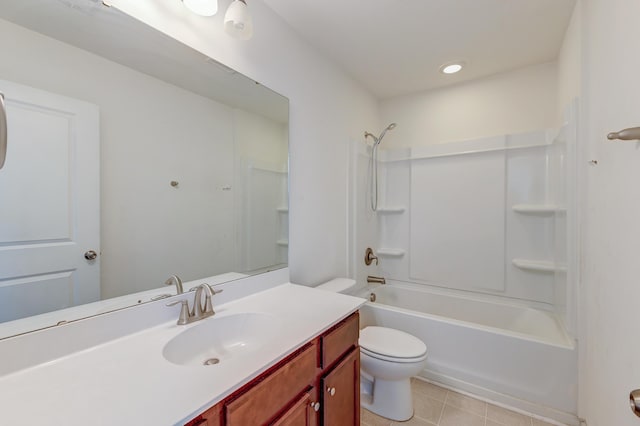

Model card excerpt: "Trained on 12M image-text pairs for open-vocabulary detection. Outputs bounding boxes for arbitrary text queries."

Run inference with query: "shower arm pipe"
[0,93,6,170]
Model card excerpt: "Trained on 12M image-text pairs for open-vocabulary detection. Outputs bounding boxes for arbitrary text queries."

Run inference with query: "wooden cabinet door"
[321,349,360,426]
[272,391,313,426]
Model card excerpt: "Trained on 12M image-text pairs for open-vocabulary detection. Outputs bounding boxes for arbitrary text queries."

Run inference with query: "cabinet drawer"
[226,343,317,425]
[321,312,359,369]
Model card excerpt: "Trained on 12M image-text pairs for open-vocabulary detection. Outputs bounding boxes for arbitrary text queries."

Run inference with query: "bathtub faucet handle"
[365,248,379,266]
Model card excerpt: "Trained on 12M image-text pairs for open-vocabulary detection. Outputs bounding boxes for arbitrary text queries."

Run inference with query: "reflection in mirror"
[0,0,289,339]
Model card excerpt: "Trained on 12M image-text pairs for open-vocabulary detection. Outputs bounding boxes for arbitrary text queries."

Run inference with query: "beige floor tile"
[444,391,487,417]
[487,404,532,426]
[438,405,485,426]
[391,415,437,425]
[411,378,448,402]
[361,407,393,426]
[412,395,445,424]
[486,420,508,426]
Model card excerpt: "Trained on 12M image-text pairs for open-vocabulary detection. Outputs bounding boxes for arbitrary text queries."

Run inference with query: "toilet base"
[360,376,414,421]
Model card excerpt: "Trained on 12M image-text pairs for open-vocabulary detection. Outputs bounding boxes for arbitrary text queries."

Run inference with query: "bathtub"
[356,281,578,425]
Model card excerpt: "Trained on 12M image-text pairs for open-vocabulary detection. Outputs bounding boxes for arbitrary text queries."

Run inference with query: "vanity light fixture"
[224,0,253,40]
[182,0,219,17]
[440,62,465,75]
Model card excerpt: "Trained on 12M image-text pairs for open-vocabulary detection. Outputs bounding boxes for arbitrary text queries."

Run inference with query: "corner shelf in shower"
[512,204,567,215]
[276,239,289,247]
[376,248,406,257]
[376,206,406,214]
[512,258,567,273]
[276,207,289,213]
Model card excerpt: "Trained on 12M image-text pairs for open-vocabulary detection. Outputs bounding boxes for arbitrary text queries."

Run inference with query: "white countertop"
[0,283,365,425]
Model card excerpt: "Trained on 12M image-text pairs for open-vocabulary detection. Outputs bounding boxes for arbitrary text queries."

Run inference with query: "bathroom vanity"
[186,312,360,426]
[0,279,364,425]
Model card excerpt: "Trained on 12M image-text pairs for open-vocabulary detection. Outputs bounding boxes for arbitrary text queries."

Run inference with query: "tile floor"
[360,378,561,426]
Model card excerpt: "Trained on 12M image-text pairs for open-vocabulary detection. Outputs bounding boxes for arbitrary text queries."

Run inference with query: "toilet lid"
[359,326,427,359]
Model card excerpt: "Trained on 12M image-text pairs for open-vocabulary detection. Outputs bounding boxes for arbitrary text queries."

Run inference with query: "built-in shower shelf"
[276,239,289,247]
[376,206,406,214]
[512,258,567,273]
[276,207,289,213]
[512,204,566,215]
[376,248,405,257]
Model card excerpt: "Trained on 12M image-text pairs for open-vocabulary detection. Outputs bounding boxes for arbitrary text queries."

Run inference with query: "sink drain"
[203,358,220,366]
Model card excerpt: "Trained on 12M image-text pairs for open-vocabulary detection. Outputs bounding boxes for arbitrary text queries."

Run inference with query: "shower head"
[378,122,397,143]
[364,123,397,146]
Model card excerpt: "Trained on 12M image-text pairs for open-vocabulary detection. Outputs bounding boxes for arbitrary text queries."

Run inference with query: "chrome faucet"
[367,275,386,285]
[165,275,184,295]
[166,283,223,325]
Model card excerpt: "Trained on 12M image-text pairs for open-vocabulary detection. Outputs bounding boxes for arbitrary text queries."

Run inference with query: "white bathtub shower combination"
[356,281,577,424]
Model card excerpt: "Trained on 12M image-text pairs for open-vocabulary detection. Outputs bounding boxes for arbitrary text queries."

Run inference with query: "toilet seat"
[360,346,428,363]
[359,326,427,363]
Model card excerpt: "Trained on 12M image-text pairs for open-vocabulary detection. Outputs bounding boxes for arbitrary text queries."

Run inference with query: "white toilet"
[316,278,428,421]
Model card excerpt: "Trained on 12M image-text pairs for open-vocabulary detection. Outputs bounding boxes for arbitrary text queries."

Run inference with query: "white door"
[0,80,99,323]
[581,0,640,424]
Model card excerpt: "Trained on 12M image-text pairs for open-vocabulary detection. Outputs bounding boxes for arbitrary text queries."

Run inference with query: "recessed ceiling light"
[440,62,464,75]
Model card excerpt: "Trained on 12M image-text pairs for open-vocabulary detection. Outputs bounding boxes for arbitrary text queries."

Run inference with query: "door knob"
[310,402,320,412]
[630,389,640,417]
[84,250,98,260]
[327,387,336,396]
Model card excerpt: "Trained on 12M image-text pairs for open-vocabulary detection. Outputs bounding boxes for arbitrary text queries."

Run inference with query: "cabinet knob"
[310,401,320,412]
[327,387,336,396]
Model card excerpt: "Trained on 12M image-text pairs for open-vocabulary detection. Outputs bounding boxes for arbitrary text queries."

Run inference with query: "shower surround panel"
[376,130,565,307]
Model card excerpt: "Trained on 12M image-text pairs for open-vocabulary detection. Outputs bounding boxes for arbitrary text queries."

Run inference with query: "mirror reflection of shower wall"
[0,9,288,325]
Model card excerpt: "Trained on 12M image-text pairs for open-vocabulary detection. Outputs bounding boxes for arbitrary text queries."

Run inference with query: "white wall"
[579,0,640,424]
[109,0,379,286]
[556,1,582,122]
[380,62,558,149]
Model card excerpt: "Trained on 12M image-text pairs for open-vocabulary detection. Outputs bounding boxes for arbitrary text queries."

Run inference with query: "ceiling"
[263,0,577,99]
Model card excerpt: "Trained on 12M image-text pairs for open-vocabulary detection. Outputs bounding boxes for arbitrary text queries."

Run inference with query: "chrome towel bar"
[0,93,6,170]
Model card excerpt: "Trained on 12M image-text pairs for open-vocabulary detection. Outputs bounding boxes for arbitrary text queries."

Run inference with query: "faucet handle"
[165,275,184,295]
[166,299,191,325]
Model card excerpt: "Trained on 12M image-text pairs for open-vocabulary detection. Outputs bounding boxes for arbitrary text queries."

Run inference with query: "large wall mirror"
[0,0,289,339]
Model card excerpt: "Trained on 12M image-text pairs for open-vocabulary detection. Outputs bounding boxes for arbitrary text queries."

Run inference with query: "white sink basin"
[162,313,281,366]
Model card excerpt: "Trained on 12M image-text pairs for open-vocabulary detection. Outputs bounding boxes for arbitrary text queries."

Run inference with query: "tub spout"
[367,275,386,285]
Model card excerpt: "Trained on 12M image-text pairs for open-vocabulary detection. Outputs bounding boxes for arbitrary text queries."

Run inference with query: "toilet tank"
[315,278,357,294]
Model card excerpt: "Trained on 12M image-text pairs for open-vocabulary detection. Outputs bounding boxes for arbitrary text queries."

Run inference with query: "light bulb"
[183,0,218,17]
[224,0,253,40]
